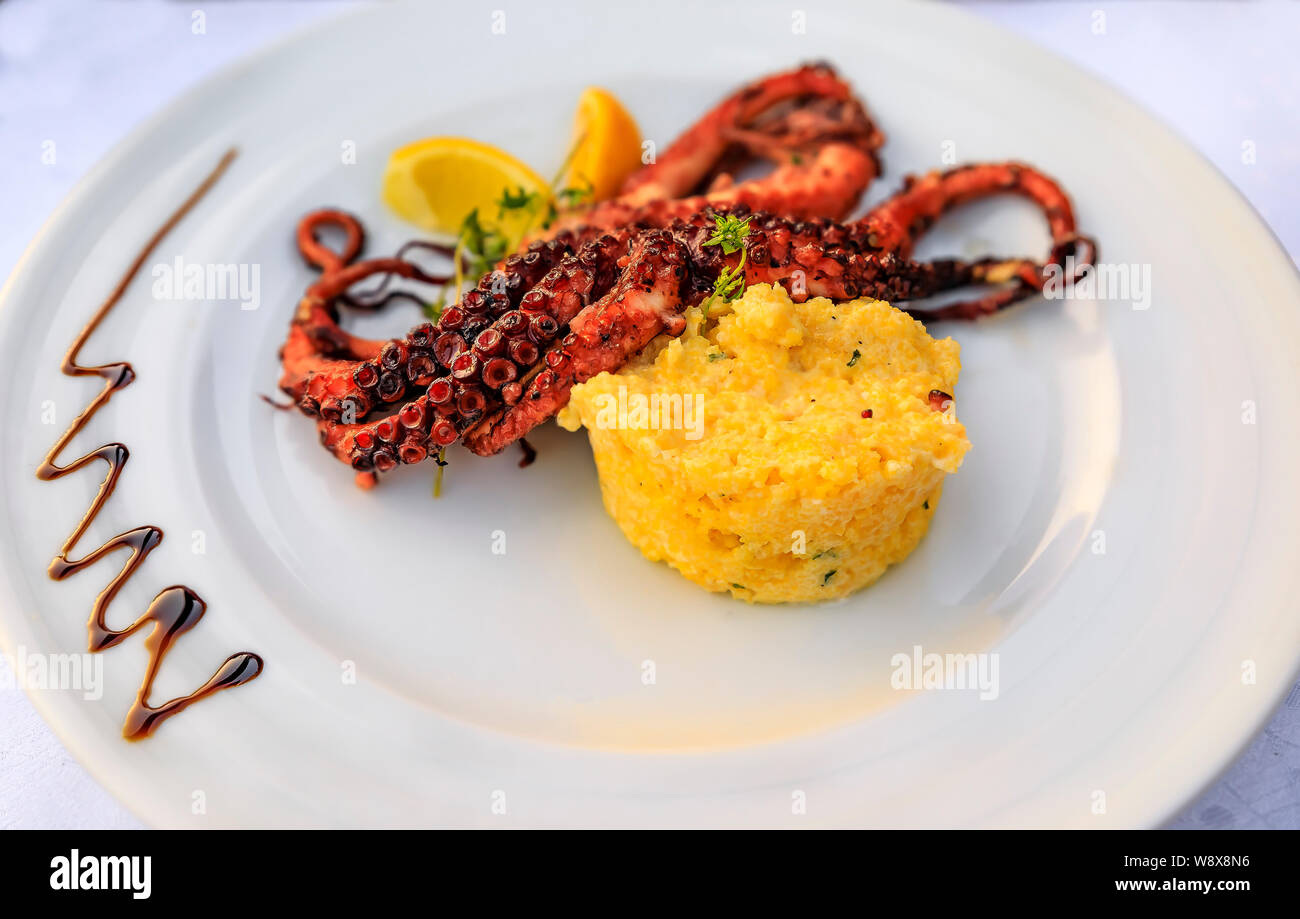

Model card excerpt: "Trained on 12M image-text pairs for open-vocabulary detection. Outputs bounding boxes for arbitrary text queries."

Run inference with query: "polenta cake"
[558,284,970,603]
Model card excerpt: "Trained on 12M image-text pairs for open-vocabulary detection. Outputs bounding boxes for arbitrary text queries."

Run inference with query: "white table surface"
[1,0,1297,830]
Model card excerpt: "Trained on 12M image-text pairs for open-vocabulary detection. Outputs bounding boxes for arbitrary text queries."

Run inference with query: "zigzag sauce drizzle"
[35,148,263,739]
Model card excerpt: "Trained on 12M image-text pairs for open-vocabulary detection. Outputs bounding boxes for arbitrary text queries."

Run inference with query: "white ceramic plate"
[3,0,1299,828]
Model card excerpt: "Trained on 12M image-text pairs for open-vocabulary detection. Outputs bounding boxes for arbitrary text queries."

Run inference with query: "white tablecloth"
[1,0,1297,829]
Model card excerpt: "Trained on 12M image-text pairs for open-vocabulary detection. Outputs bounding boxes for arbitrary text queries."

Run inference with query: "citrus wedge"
[566,87,643,202]
[382,136,550,237]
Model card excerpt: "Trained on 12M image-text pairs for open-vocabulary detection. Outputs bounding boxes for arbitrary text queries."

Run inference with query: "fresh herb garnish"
[453,136,596,294]
[459,208,509,271]
[423,137,614,432]
[536,179,594,230]
[497,185,540,215]
[435,207,511,316]
[700,214,752,317]
[555,178,593,209]
[704,213,752,254]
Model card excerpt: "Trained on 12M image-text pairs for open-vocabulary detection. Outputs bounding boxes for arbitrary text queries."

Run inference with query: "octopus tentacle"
[619,62,881,204]
[280,210,450,414]
[312,232,637,470]
[539,63,883,242]
[297,208,363,274]
[863,162,1078,257]
[667,208,1027,307]
[290,163,1097,477]
[902,239,1097,322]
[287,164,1096,479]
[462,230,690,456]
[283,230,581,421]
[278,64,1095,485]
[855,162,1098,319]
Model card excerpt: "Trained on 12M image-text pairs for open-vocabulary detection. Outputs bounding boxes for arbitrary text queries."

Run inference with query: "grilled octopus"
[275,64,1095,486]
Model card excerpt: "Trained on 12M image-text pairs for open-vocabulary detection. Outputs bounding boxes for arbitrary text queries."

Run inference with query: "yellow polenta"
[557,283,970,603]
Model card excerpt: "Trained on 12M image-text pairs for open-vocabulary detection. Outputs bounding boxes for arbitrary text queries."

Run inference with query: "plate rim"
[1,0,1298,828]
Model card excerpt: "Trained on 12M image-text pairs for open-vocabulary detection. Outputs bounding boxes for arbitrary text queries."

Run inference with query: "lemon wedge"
[381,136,550,237]
[566,87,643,202]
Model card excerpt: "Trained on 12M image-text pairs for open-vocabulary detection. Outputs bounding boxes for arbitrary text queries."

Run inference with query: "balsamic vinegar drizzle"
[36,148,263,740]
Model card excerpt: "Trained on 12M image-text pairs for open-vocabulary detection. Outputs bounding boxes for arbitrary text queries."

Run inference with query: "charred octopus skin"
[281,163,1093,477]
[538,61,885,240]
[281,61,885,430]
[306,228,634,475]
[462,230,690,456]
[276,65,1096,485]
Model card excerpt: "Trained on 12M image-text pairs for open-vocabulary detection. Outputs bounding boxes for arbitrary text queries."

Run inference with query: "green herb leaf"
[700,215,753,317]
[556,178,594,209]
[497,185,540,214]
[847,349,861,367]
[703,213,753,255]
[459,208,485,249]
[455,207,511,280]
[700,258,747,317]
[822,570,837,586]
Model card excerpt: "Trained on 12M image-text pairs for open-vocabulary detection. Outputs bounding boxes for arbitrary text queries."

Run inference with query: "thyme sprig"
[705,213,752,255]
[700,214,752,318]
